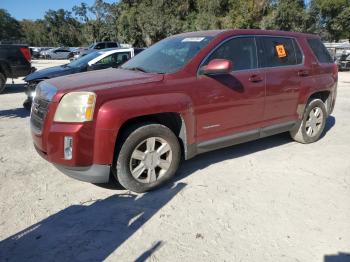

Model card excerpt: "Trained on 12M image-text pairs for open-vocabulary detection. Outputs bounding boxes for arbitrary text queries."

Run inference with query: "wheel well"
[114,112,186,157]
[309,91,330,104]
[308,91,332,114]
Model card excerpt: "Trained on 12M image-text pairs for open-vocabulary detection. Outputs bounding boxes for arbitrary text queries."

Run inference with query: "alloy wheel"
[129,137,172,184]
[305,106,324,137]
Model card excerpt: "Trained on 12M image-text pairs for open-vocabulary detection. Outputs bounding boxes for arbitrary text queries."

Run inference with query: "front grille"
[30,97,50,133]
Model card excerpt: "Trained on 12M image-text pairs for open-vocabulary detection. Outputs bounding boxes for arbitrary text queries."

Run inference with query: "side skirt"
[186,121,297,159]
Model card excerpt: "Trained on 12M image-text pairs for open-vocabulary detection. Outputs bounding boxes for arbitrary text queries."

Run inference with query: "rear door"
[257,36,304,124]
[195,36,265,141]
[306,38,336,87]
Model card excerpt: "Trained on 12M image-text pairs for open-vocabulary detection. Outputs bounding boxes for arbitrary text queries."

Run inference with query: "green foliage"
[0,9,23,42]
[1,0,350,46]
[261,0,307,32]
[312,0,350,41]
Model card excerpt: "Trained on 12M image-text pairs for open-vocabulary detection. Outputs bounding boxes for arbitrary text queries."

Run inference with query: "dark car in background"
[73,41,120,59]
[0,44,32,93]
[23,47,144,109]
[336,53,350,71]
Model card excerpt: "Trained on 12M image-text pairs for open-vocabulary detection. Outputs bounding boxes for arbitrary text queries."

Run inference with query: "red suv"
[31,29,337,192]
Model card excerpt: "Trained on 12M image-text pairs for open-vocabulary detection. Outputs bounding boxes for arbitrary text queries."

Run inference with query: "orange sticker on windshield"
[275,44,287,58]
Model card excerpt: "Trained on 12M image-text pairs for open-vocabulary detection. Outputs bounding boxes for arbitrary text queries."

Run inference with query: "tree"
[44,9,83,46]
[311,0,350,41]
[73,0,116,43]
[260,0,307,32]
[0,9,23,42]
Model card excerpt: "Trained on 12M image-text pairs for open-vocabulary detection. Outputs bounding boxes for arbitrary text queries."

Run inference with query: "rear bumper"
[54,164,111,183]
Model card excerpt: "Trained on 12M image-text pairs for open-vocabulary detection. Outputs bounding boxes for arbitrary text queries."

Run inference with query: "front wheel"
[290,99,327,143]
[113,123,181,193]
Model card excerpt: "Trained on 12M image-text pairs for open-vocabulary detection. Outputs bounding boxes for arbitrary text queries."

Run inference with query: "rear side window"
[95,43,105,50]
[107,42,119,48]
[134,48,144,55]
[204,37,257,71]
[258,37,302,67]
[307,38,333,63]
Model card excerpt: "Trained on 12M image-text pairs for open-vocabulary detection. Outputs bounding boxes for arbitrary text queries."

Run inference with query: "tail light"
[20,47,31,62]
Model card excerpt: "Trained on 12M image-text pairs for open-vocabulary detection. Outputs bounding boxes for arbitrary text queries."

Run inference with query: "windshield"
[68,51,102,68]
[121,36,213,73]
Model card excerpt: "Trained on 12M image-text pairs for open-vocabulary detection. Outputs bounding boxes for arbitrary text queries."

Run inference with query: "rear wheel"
[290,99,327,143]
[0,73,6,94]
[113,123,181,193]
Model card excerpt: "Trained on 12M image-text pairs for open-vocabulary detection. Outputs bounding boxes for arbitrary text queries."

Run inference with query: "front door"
[194,36,265,142]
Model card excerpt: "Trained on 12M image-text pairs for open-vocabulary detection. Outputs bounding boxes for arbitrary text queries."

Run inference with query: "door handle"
[249,74,263,83]
[298,70,309,77]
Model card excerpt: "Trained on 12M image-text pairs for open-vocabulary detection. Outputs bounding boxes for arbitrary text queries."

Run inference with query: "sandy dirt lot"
[0,60,349,262]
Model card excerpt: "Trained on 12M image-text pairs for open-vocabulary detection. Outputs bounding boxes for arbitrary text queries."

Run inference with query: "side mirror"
[201,59,232,75]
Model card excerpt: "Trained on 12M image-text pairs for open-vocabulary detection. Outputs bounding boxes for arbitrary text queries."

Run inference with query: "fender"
[93,92,196,165]
[296,76,336,119]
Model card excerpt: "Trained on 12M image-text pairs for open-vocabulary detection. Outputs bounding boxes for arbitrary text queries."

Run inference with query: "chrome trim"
[30,81,57,135]
[36,81,57,101]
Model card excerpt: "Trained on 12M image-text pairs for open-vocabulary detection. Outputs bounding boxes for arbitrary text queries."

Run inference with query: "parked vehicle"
[0,44,32,93]
[73,41,120,59]
[38,47,53,58]
[23,48,143,109]
[29,47,42,59]
[30,29,337,193]
[336,53,350,71]
[40,47,72,59]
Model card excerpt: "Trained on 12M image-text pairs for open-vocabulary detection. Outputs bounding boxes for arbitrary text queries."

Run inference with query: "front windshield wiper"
[123,67,148,73]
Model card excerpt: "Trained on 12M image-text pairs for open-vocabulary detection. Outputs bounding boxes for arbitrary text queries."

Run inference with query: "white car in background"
[40,47,72,59]
[23,47,145,109]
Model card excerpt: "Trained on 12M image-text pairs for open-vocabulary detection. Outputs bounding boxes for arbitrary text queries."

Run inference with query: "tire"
[0,72,6,94]
[23,98,32,110]
[113,123,181,193]
[290,99,327,144]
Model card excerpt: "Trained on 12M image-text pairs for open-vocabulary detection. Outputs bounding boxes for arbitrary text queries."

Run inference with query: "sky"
[1,0,311,21]
[0,0,116,20]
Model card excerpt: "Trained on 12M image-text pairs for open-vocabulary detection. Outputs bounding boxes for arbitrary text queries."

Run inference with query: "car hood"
[47,68,164,95]
[24,65,79,82]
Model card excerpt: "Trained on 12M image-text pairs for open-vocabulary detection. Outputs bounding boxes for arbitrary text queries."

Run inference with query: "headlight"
[54,92,96,122]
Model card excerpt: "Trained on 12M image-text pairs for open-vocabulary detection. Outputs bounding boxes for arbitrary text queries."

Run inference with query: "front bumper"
[54,164,111,183]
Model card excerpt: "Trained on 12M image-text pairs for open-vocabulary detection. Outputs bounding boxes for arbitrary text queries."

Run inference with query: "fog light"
[64,136,73,160]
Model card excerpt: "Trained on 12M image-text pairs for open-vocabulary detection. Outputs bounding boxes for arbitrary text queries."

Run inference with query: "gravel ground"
[0,61,349,262]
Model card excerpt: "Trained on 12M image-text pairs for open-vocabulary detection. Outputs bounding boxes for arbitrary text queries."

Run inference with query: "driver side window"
[204,37,257,71]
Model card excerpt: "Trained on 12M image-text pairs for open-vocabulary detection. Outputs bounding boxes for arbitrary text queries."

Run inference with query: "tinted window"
[204,37,257,71]
[134,48,145,55]
[95,43,105,50]
[307,38,333,63]
[97,52,131,65]
[121,36,213,73]
[106,42,118,48]
[259,37,300,67]
[293,39,303,64]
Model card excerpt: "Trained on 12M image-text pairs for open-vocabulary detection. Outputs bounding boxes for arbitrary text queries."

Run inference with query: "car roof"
[99,48,134,55]
[173,29,318,39]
